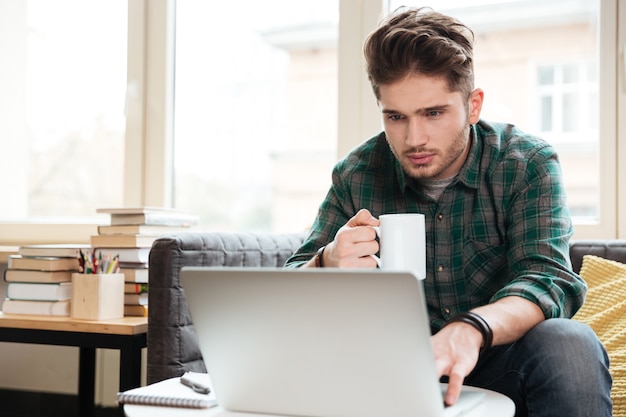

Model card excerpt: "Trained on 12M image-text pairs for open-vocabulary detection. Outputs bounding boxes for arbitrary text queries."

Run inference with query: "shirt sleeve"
[490,143,587,319]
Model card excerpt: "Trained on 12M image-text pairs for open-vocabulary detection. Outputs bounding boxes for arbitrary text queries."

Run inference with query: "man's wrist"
[443,311,493,354]
[314,246,326,268]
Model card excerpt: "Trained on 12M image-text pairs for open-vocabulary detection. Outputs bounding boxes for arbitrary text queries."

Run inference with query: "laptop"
[180,267,484,417]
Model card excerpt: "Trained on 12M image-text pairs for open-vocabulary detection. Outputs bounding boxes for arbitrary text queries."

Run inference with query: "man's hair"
[364,7,475,100]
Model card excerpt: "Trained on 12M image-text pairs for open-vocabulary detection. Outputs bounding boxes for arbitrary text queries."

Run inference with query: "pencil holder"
[71,273,124,320]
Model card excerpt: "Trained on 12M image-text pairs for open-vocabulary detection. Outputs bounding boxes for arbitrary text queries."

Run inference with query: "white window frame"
[618,0,626,239]
[125,0,175,207]
[581,0,619,240]
[535,61,597,138]
[0,0,623,246]
[0,0,174,246]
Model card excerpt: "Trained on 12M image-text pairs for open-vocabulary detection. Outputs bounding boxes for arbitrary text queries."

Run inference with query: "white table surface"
[124,384,515,417]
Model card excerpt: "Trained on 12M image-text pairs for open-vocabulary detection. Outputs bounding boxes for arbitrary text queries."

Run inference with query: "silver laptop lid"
[180,267,445,417]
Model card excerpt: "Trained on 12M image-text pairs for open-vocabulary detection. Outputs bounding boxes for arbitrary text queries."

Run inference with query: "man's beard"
[393,123,471,181]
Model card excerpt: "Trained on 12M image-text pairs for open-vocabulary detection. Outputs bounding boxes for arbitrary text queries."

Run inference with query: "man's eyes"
[385,110,443,121]
[386,114,405,121]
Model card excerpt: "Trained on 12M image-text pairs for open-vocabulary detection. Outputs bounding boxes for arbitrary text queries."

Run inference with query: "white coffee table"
[123,385,514,417]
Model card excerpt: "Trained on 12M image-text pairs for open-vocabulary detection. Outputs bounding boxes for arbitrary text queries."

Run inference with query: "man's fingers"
[433,355,464,406]
[346,208,378,227]
[431,326,480,407]
[444,368,465,406]
[332,230,379,267]
[327,209,380,268]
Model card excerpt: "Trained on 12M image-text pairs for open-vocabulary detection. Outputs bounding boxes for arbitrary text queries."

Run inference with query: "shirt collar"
[456,125,481,190]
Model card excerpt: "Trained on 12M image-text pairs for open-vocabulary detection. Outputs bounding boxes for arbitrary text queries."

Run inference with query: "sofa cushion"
[574,255,626,416]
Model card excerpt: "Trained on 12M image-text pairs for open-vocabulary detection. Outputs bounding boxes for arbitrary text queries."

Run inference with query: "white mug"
[371,213,426,279]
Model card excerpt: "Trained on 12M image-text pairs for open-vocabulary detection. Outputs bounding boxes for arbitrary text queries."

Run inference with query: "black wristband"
[444,311,493,354]
[314,246,326,268]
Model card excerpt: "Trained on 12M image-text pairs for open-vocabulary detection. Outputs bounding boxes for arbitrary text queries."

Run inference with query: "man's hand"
[433,297,544,406]
[432,321,483,406]
[318,209,380,268]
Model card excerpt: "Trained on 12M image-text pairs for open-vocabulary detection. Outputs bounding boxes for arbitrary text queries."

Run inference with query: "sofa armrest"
[569,240,626,274]
[147,231,306,384]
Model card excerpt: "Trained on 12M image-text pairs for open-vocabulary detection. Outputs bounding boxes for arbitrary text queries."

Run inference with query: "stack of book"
[124,282,149,317]
[92,207,197,317]
[2,244,89,316]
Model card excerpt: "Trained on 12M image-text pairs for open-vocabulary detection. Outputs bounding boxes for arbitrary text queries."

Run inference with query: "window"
[0,0,127,221]
[0,0,623,245]
[536,62,598,135]
[535,62,599,217]
[173,0,339,233]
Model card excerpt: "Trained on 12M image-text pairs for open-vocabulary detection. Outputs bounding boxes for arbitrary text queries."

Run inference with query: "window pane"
[540,96,553,131]
[173,0,339,232]
[563,92,579,132]
[0,0,127,219]
[589,91,599,131]
[587,61,598,82]
[563,64,579,84]
[388,0,600,220]
[538,66,554,85]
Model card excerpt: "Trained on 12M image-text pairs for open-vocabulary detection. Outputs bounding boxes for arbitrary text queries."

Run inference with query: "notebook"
[180,267,485,417]
[117,371,218,408]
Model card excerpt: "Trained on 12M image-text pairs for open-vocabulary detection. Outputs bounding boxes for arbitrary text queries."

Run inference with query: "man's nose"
[406,117,428,146]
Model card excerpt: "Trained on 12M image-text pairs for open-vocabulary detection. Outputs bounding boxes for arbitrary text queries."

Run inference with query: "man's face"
[378,74,483,180]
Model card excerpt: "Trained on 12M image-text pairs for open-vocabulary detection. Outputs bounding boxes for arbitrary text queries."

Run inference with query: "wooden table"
[0,313,147,417]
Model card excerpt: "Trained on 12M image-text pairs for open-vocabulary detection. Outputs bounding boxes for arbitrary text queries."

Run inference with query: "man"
[285,6,611,417]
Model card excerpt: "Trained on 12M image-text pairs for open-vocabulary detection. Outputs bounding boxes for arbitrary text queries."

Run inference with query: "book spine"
[124,283,148,294]
[124,293,148,305]
[1,299,70,316]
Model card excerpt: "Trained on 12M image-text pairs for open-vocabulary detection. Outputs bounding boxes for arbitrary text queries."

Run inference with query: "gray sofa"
[147,233,626,385]
[147,232,307,384]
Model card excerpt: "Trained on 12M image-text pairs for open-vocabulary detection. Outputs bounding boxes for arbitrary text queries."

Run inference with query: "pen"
[106,254,117,274]
[180,372,211,394]
[78,249,86,273]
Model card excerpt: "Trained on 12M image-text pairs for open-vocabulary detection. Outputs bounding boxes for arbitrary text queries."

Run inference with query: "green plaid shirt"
[285,120,586,331]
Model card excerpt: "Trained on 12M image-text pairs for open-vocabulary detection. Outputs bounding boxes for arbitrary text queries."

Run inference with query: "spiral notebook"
[116,371,217,409]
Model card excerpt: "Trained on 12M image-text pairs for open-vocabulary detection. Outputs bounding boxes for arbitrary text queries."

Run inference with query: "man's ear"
[468,88,484,125]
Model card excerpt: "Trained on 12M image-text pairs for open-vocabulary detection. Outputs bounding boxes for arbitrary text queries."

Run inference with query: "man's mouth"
[406,152,435,166]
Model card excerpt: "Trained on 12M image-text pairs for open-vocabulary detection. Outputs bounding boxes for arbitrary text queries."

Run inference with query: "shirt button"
[437,265,444,272]
[437,213,444,221]
[444,307,451,316]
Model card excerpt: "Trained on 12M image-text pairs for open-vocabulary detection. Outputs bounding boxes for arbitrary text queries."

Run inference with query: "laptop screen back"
[180,267,446,417]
